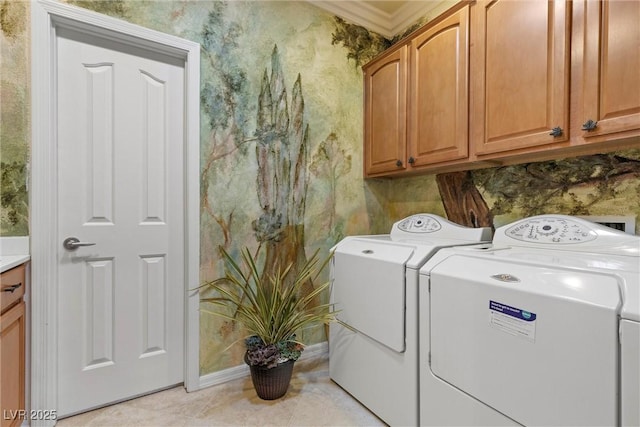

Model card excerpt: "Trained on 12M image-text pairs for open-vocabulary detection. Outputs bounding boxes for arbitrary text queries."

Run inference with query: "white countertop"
[0,236,30,273]
[1,254,30,273]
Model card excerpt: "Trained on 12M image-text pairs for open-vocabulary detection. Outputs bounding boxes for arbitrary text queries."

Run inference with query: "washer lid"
[332,238,413,352]
[430,255,621,426]
[422,243,640,322]
[489,214,640,321]
[336,235,458,269]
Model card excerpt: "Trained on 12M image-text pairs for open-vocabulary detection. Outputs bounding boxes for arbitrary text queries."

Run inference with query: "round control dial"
[505,217,597,244]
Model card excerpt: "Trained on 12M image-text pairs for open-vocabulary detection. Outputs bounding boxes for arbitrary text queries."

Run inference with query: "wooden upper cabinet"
[362,0,637,178]
[580,0,640,141]
[409,5,469,168]
[363,46,408,176]
[470,0,571,157]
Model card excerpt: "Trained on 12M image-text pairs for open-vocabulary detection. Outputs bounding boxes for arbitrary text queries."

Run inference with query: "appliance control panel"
[505,216,597,244]
[396,214,442,233]
[494,214,640,256]
[390,214,492,242]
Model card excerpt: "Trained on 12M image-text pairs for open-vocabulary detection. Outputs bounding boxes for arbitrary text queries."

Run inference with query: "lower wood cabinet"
[1,265,26,427]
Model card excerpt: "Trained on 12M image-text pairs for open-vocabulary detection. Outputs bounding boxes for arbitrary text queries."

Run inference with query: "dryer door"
[429,255,621,426]
[332,239,413,352]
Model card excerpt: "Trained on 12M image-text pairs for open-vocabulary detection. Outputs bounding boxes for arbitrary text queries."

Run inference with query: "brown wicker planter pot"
[246,357,295,400]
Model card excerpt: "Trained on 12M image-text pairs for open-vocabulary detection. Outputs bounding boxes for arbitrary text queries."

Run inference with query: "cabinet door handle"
[549,127,563,137]
[408,156,415,164]
[396,160,403,167]
[582,119,598,131]
[2,283,22,293]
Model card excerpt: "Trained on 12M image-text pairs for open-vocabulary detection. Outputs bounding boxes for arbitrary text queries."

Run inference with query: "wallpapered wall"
[1,0,30,235]
[2,0,639,376]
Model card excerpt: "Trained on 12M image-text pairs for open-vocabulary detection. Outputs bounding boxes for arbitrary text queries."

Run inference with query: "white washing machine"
[419,215,640,426]
[329,213,492,426]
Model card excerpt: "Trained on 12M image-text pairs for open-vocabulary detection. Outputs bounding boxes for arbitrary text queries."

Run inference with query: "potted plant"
[200,246,337,400]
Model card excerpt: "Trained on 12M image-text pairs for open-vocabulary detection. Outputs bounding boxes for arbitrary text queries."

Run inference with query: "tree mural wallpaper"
[189,2,371,372]
[0,0,29,235]
[2,0,639,378]
[254,45,311,281]
[331,16,390,67]
[199,3,253,252]
[469,150,640,229]
[433,150,640,232]
[310,132,353,242]
[436,171,494,229]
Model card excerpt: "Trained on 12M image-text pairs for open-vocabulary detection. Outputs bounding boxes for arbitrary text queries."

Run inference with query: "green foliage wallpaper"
[2,0,639,377]
[472,150,640,229]
[1,0,30,235]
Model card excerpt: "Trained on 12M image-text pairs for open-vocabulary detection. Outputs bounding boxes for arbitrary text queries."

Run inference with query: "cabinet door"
[471,0,570,156]
[582,0,640,139]
[1,302,25,427]
[364,46,408,176]
[409,5,469,167]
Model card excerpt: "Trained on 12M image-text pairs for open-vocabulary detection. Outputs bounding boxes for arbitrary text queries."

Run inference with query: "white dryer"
[419,215,640,426]
[329,213,492,426]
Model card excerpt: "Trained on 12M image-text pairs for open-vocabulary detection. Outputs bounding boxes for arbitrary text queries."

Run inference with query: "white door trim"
[30,1,200,423]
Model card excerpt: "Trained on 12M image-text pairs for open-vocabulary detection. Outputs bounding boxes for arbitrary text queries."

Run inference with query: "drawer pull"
[2,283,22,293]
[549,127,563,137]
[581,119,598,131]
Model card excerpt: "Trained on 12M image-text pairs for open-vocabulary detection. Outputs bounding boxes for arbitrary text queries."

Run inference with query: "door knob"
[63,237,96,251]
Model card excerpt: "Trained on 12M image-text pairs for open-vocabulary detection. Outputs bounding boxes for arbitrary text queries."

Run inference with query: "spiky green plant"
[200,247,336,367]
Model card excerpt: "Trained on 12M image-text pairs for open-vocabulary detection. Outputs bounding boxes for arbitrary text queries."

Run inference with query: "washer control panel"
[390,213,492,241]
[505,216,597,244]
[396,214,442,233]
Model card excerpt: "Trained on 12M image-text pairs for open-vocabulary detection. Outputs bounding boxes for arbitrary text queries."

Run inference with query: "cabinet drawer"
[1,264,25,314]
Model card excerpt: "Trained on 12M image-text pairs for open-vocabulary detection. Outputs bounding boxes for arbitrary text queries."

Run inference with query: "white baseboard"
[196,341,329,391]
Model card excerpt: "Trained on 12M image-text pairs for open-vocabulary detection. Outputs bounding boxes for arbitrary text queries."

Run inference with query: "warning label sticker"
[489,300,537,342]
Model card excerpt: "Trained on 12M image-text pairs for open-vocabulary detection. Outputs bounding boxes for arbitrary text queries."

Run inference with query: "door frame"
[30,0,200,423]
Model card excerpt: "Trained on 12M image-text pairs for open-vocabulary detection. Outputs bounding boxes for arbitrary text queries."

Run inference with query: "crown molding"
[308,1,445,38]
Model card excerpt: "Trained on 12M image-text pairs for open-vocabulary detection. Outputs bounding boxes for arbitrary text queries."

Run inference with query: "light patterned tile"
[56,355,385,427]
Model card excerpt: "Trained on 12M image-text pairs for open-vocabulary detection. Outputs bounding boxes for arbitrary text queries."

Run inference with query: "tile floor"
[56,355,386,426]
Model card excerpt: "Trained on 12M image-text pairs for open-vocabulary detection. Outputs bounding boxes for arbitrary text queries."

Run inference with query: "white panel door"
[56,27,185,417]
